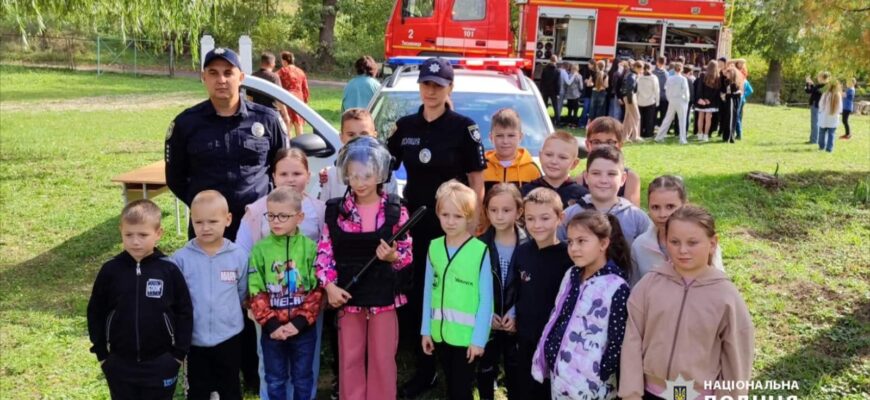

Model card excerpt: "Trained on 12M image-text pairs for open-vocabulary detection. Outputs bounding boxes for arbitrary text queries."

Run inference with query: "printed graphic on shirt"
[266,260,305,309]
[146,279,164,298]
[220,270,238,283]
[519,270,531,282]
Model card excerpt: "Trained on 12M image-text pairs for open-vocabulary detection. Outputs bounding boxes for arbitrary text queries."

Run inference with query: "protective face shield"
[335,136,393,185]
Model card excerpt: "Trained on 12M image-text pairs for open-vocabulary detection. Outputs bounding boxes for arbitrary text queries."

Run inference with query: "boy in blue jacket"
[171,190,250,399]
[87,199,193,400]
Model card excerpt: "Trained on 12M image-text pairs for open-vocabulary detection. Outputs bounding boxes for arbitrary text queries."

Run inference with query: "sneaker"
[399,373,438,399]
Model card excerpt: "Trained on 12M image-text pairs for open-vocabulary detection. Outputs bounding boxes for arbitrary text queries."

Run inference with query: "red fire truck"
[384,0,730,76]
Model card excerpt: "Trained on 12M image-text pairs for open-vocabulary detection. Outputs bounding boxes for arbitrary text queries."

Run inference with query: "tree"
[317,0,338,65]
[732,0,870,105]
[1,0,231,64]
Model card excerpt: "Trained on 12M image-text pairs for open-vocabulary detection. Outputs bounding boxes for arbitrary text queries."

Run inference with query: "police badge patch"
[419,148,432,164]
[468,125,482,142]
[252,122,265,138]
[165,121,174,140]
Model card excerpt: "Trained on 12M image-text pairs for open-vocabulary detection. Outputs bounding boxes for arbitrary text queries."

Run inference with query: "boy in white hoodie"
[654,62,691,144]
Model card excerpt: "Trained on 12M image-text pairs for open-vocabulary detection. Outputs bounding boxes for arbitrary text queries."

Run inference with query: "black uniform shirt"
[387,105,486,209]
[165,99,286,212]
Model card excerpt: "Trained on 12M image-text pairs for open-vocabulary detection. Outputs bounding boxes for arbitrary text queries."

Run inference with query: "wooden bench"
[111,161,185,234]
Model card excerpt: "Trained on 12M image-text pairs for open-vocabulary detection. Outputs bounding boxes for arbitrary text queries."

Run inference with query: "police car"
[371,57,556,161]
[241,75,341,197]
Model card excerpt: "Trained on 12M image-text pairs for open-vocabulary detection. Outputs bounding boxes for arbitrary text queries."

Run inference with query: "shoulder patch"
[468,124,481,143]
[165,121,175,140]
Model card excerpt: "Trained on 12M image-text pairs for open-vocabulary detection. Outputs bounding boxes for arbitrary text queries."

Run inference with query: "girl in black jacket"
[476,183,529,400]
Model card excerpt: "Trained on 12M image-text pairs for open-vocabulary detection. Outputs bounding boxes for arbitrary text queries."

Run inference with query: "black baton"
[343,206,428,291]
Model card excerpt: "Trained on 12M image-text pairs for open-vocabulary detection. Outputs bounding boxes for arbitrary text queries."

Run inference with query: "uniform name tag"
[146,279,164,298]
[402,137,421,146]
[220,271,237,283]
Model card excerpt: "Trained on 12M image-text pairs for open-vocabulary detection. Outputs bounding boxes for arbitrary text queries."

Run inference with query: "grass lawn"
[1,65,868,399]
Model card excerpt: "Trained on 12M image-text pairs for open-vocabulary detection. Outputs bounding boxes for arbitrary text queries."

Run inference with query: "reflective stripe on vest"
[429,236,488,347]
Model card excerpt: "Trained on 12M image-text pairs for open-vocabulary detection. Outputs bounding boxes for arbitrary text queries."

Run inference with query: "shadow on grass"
[0,216,121,315]
[754,299,869,397]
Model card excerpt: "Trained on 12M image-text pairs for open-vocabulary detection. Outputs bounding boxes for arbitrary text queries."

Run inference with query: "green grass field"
[1,65,868,399]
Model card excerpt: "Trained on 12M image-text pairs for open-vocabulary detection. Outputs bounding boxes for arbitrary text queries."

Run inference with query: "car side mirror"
[290,132,335,158]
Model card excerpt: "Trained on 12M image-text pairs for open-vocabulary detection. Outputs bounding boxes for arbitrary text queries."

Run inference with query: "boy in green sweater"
[248,187,322,400]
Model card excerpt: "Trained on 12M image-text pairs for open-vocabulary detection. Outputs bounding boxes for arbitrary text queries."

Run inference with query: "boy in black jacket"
[87,199,193,400]
[513,188,573,400]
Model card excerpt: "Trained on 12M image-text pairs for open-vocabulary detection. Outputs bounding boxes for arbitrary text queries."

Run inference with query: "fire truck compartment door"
[539,7,595,20]
[666,20,721,30]
[565,19,594,58]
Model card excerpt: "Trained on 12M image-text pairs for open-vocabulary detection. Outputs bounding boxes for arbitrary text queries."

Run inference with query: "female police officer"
[387,57,486,398]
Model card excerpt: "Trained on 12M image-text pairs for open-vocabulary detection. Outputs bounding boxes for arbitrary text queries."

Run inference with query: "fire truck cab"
[384,0,513,60]
[520,0,729,77]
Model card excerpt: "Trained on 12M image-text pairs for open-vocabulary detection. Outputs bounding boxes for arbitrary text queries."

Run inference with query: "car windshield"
[371,91,548,155]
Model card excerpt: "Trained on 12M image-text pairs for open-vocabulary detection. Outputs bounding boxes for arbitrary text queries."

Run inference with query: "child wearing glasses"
[248,186,323,400]
[236,147,327,399]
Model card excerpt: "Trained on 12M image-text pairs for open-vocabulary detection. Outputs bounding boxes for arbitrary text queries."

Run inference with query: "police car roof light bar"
[387,56,525,70]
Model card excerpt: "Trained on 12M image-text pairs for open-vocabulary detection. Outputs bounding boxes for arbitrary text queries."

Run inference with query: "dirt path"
[0,92,204,113]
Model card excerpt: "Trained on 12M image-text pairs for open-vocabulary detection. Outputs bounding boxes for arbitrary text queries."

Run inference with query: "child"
[236,147,326,400]
[482,108,542,192]
[719,66,744,143]
[695,61,721,142]
[637,62,660,139]
[521,131,588,208]
[578,116,642,206]
[421,180,493,400]
[630,176,723,287]
[619,205,755,400]
[237,148,326,251]
[87,199,193,400]
[171,190,249,399]
[620,61,642,142]
[514,188,574,399]
[561,146,651,246]
[817,79,843,153]
[532,210,631,399]
[841,77,856,139]
[249,187,324,400]
[476,183,529,400]
[654,62,690,144]
[315,136,413,400]
[589,60,610,123]
[805,71,830,144]
[319,108,398,200]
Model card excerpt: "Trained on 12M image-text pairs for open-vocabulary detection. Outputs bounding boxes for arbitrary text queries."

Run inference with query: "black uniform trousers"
[515,337,550,400]
[720,96,738,143]
[435,342,479,400]
[477,331,519,400]
[187,333,243,400]
[102,353,181,400]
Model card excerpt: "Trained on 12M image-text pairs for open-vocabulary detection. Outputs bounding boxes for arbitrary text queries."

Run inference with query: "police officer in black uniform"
[387,58,486,398]
[164,47,286,394]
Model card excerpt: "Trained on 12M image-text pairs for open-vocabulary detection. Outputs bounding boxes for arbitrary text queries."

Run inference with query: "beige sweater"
[619,264,754,400]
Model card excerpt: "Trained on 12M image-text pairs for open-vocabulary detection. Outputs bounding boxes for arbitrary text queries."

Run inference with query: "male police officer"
[387,57,486,398]
[165,47,285,393]
[165,47,286,240]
